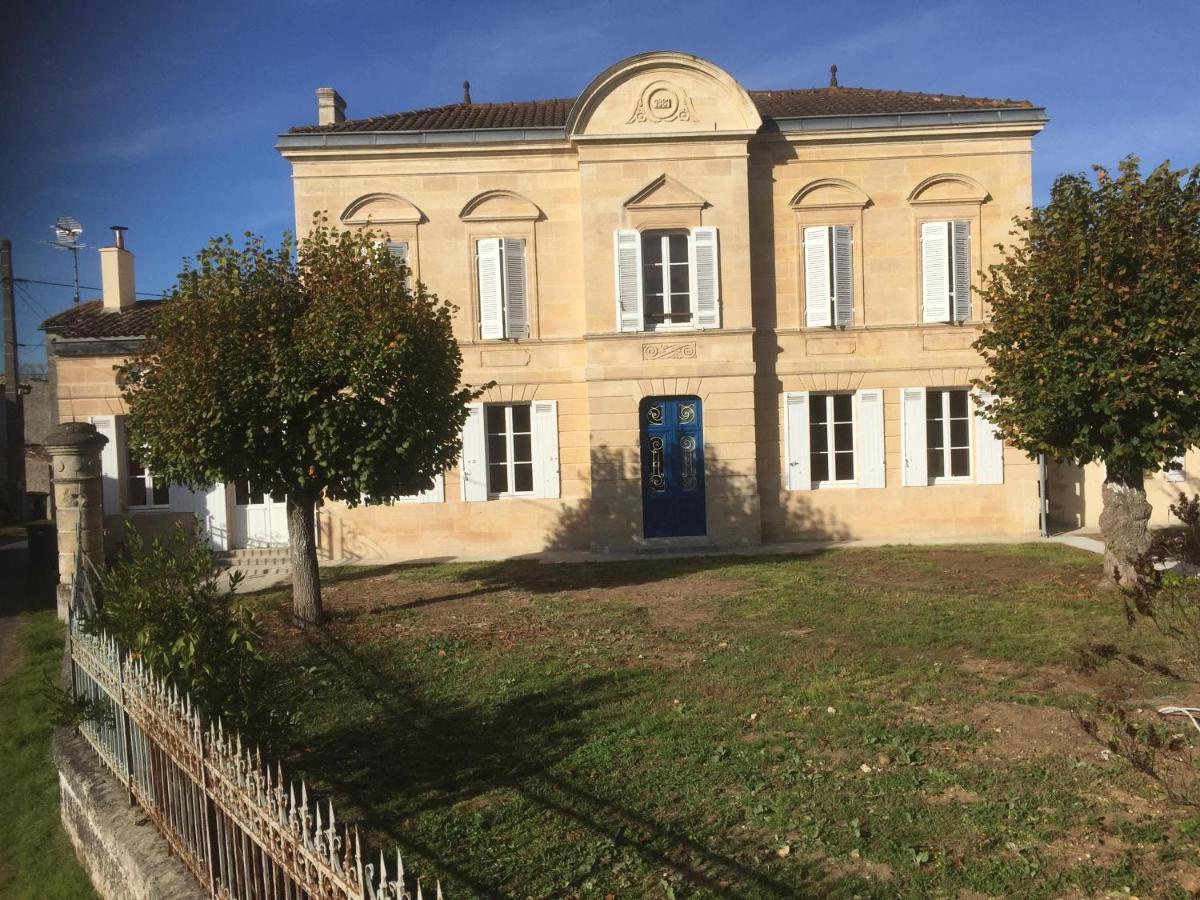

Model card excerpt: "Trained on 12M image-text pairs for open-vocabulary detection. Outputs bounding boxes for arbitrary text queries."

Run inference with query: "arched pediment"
[458,189,542,222]
[907,173,990,205]
[567,51,762,139]
[340,193,424,225]
[624,174,708,211]
[789,178,871,210]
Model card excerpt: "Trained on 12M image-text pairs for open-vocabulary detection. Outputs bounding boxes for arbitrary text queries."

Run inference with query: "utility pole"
[1,239,24,521]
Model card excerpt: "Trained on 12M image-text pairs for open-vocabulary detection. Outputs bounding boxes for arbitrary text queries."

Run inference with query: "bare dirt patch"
[958,656,1023,683]
[830,547,1097,599]
[1042,827,1131,869]
[969,701,1092,761]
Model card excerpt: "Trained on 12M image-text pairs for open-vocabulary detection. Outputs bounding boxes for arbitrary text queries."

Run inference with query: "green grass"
[251,544,1200,899]
[0,611,98,900]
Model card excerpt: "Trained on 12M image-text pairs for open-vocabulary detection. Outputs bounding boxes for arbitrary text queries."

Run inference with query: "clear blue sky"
[3,0,1197,368]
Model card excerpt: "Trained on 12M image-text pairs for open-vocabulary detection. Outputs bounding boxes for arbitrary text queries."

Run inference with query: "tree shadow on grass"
[280,631,839,899]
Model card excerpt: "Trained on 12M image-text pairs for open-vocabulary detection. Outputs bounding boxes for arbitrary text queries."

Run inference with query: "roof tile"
[41,300,163,339]
[288,87,1033,134]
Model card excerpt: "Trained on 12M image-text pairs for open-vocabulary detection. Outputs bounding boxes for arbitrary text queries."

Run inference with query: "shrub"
[86,522,281,742]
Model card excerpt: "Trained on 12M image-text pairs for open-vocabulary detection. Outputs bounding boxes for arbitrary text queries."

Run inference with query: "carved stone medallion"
[627,81,696,125]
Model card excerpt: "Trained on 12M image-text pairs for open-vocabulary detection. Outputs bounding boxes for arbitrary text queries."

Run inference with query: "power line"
[15,283,54,321]
[13,277,167,298]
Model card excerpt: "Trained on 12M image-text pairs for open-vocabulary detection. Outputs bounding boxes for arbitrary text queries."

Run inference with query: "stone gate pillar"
[45,421,108,620]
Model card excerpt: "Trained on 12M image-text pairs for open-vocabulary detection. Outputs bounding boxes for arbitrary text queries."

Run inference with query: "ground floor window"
[126,444,169,508]
[485,403,534,495]
[810,392,855,484]
[927,389,971,481]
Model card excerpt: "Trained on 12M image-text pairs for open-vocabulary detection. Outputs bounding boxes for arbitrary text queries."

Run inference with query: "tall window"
[126,445,169,508]
[920,220,971,323]
[926,389,971,480]
[476,238,528,340]
[386,241,412,290]
[803,225,853,328]
[485,403,534,495]
[810,393,855,484]
[641,231,691,329]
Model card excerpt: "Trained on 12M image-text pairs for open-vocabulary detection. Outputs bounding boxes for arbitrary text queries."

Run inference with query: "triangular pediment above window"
[624,174,709,212]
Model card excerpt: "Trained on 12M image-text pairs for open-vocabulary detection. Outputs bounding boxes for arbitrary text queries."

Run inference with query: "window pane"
[928,449,945,479]
[488,464,508,494]
[810,396,828,424]
[642,233,662,265]
[129,478,148,507]
[513,462,534,493]
[513,433,533,464]
[485,405,506,434]
[950,418,970,449]
[152,480,171,506]
[949,390,968,419]
[926,418,943,450]
[809,420,827,452]
[511,404,531,434]
[950,448,970,477]
[833,422,854,452]
[644,290,665,318]
[250,485,265,505]
[811,452,829,483]
[668,233,688,261]
[234,480,249,506]
[834,451,854,481]
[833,393,853,422]
[926,391,943,419]
[487,433,508,463]
[669,263,689,295]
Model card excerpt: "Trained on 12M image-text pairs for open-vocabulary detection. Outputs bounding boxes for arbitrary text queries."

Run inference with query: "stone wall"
[53,728,205,900]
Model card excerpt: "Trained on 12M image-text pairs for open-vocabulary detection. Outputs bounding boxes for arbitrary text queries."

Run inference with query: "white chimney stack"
[316,87,346,126]
[99,226,135,313]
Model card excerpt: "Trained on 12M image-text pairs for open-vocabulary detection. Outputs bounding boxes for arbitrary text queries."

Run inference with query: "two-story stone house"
[45,51,1193,558]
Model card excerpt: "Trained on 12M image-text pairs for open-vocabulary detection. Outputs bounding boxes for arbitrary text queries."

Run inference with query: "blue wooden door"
[641,396,706,538]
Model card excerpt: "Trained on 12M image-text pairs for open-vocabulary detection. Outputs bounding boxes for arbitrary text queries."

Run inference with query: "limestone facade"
[45,51,1198,559]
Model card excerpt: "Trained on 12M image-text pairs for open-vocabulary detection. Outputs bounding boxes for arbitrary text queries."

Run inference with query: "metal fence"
[66,536,442,900]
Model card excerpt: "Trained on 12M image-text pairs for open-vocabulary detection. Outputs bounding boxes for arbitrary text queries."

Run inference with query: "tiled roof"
[289,87,1033,134]
[41,300,163,339]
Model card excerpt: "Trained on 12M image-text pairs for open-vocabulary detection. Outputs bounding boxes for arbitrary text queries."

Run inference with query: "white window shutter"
[89,415,121,514]
[784,391,811,491]
[421,473,446,502]
[198,484,230,550]
[952,221,972,322]
[476,238,505,340]
[387,241,411,289]
[614,229,643,332]
[459,404,488,502]
[690,226,720,329]
[901,388,928,486]
[833,225,854,327]
[972,389,1005,485]
[502,238,528,338]
[1166,457,1186,483]
[921,222,950,323]
[855,388,885,488]
[533,400,560,499]
[803,226,832,328]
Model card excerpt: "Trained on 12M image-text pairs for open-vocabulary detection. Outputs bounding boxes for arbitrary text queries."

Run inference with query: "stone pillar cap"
[45,421,109,451]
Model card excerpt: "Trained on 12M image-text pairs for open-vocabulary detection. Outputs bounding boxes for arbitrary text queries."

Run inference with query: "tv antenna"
[45,216,87,305]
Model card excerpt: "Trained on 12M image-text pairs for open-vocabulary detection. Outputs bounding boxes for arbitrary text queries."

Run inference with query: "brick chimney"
[316,87,346,126]
[99,226,135,312]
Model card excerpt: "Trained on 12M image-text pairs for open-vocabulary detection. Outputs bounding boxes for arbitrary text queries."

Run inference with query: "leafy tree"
[974,158,1200,588]
[122,220,475,623]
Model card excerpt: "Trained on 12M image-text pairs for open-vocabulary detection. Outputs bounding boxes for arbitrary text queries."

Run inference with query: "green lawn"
[250,545,1200,899]
[0,611,99,900]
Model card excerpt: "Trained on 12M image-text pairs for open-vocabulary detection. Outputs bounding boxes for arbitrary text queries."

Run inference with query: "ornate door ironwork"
[640,396,706,538]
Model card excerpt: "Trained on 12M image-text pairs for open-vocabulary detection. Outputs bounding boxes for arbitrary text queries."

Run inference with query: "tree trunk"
[1098,466,1152,591]
[286,494,323,625]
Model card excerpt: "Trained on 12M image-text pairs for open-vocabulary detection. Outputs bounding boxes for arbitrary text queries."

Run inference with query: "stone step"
[223,564,292,579]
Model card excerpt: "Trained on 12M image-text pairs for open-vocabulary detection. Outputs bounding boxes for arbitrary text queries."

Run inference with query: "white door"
[231,482,289,548]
